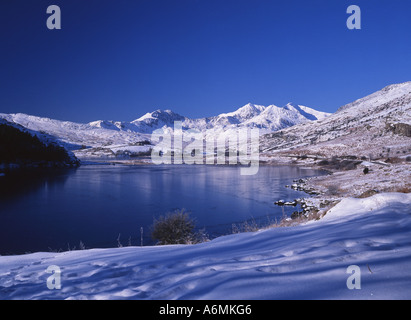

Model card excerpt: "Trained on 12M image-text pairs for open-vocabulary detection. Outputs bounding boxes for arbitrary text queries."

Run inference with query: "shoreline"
[265,153,411,225]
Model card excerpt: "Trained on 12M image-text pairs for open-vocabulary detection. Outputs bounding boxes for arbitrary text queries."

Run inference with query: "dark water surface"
[0,164,325,255]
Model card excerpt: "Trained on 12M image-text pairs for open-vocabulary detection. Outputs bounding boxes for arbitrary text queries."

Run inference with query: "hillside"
[0,119,79,169]
[260,82,411,160]
[258,81,411,209]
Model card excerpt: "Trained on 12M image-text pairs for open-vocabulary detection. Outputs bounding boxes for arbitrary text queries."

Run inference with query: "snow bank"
[1,193,411,300]
[323,193,411,221]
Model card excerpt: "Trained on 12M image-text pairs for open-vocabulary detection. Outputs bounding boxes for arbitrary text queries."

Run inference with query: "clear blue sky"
[1,0,410,123]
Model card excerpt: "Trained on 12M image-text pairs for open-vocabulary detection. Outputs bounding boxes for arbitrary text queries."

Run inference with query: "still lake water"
[0,164,325,255]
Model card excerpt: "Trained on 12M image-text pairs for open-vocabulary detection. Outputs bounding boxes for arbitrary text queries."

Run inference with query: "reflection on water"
[0,168,76,200]
[0,164,325,255]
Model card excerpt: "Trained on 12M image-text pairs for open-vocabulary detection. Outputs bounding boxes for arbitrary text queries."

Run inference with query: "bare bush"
[231,218,260,233]
[151,209,207,245]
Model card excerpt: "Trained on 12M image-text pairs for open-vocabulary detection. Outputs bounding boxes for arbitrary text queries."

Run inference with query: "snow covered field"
[1,192,410,300]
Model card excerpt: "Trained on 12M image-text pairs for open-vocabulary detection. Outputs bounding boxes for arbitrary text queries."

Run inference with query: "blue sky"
[1,0,410,123]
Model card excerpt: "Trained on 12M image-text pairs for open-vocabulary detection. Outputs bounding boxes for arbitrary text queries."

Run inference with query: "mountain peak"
[219,103,266,120]
[133,109,185,123]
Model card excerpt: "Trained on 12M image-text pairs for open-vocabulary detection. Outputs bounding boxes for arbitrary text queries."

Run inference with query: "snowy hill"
[260,81,411,159]
[1,192,410,299]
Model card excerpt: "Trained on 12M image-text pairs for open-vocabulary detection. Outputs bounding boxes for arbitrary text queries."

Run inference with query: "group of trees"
[0,122,73,165]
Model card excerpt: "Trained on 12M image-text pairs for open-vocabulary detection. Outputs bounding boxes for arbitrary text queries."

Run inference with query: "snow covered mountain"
[130,109,187,133]
[85,103,329,135]
[0,103,329,159]
[260,81,411,160]
[3,79,410,163]
[124,103,329,134]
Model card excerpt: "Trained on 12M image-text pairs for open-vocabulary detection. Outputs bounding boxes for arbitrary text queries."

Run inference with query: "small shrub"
[231,218,259,233]
[79,240,86,250]
[151,210,204,245]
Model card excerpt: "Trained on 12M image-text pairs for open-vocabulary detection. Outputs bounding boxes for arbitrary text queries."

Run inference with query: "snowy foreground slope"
[1,193,410,300]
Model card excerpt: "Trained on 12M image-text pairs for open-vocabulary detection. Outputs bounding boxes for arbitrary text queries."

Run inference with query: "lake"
[0,164,325,255]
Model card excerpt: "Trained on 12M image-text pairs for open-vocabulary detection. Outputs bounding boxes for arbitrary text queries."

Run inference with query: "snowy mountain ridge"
[89,103,330,134]
[0,103,329,158]
[260,81,411,159]
[336,81,411,114]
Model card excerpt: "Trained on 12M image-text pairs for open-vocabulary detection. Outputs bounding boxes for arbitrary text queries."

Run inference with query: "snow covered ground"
[303,162,411,198]
[1,192,410,300]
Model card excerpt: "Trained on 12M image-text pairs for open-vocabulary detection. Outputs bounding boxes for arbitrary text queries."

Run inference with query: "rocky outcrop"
[386,123,411,137]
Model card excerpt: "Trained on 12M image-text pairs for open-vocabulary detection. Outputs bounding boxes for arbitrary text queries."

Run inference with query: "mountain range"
[1,81,410,161]
[0,103,330,159]
[88,102,329,134]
